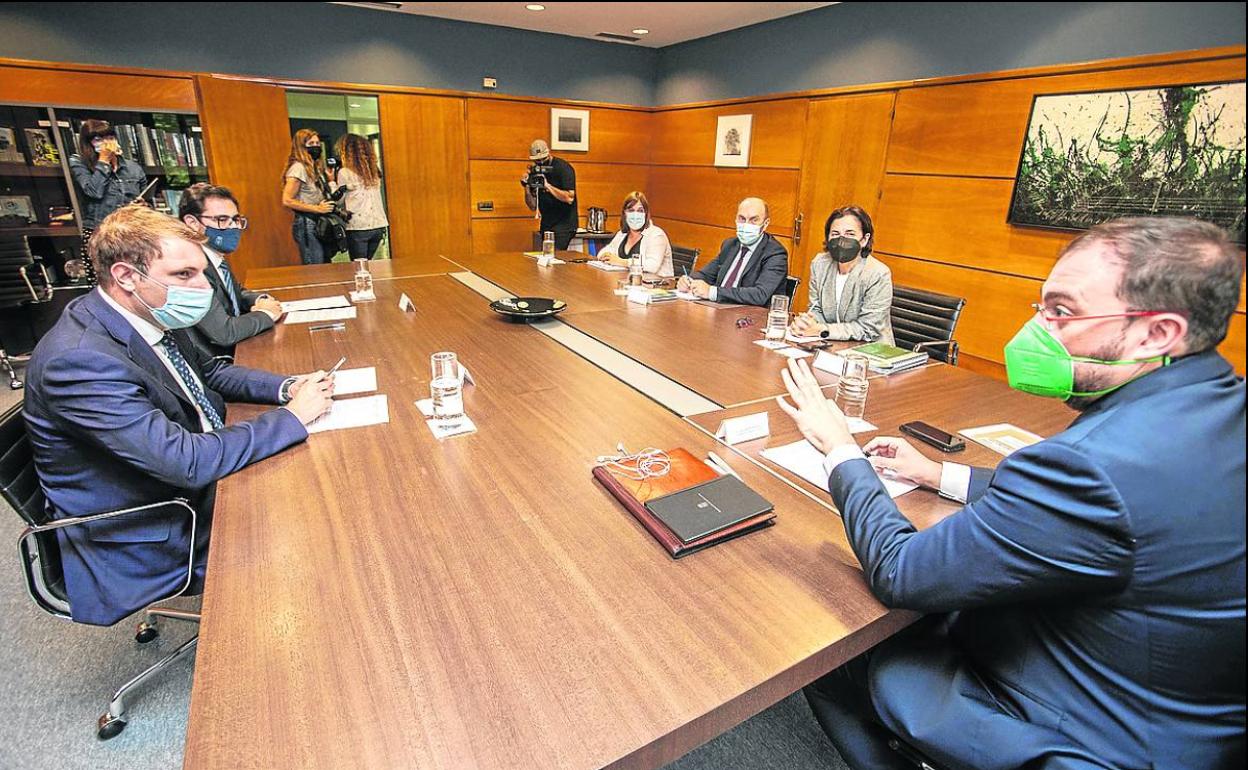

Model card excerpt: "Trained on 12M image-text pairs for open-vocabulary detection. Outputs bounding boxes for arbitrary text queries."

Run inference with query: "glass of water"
[628,254,644,286]
[542,231,556,259]
[835,353,870,420]
[353,259,374,301]
[766,294,790,341]
[430,352,464,425]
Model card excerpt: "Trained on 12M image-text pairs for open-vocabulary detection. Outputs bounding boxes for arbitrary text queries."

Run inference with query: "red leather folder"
[592,448,776,558]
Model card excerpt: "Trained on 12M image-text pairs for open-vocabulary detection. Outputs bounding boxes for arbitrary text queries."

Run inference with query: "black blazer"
[189,253,275,360]
[691,233,789,306]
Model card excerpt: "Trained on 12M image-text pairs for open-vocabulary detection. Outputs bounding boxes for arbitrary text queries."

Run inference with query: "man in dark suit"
[23,206,334,626]
[178,183,283,360]
[677,197,789,306]
[777,217,1245,769]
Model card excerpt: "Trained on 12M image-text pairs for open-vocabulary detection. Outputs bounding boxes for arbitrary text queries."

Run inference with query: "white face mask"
[625,211,647,231]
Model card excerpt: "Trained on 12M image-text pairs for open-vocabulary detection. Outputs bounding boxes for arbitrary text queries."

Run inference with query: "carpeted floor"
[0,382,848,770]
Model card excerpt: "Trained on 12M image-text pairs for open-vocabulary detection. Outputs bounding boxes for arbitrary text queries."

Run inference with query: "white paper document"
[775,347,814,360]
[306,394,389,434]
[785,331,823,344]
[814,351,846,376]
[586,260,627,272]
[675,291,699,301]
[280,296,351,313]
[753,340,789,350]
[415,399,477,439]
[761,439,918,499]
[846,417,877,434]
[959,424,1044,456]
[284,307,358,325]
[332,367,377,397]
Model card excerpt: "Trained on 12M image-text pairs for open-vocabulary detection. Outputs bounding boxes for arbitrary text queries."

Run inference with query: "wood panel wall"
[465,100,652,254]
[647,101,808,281]
[0,61,196,111]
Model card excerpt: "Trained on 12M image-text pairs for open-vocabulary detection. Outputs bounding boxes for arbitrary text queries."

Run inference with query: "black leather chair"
[670,244,700,276]
[781,275,801,301]
[1,233,54,390]
[0,405,202,740]
[890,285,967,365]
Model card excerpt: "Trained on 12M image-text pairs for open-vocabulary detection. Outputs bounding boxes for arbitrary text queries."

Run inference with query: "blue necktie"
[158,333,225,430]
[216,260,241,316]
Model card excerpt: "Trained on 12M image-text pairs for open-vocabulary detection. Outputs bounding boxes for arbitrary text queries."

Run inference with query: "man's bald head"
[737,198,770,227]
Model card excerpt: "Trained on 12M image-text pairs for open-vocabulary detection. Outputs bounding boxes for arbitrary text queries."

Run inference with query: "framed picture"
[550,108,589,152]
[714,114,753,168]
[0,127,25,163]
[1008,81,1246,243]
[0,195,37,224]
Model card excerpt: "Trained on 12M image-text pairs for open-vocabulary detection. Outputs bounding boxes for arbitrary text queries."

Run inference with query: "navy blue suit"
[821,351,1245,768]
[23,289,308,626]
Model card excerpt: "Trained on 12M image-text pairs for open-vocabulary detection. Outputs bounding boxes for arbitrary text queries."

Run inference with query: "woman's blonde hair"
[285,128,326,188]
[334,133,381,188]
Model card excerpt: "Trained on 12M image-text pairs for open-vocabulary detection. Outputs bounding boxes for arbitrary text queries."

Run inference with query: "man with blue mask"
[22,206,335,626]
[776,217,1245,769]
[178,183,284,360]
[677,197,789,306]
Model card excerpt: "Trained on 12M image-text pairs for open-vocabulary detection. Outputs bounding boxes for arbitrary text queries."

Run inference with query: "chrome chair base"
[96,608,201,740]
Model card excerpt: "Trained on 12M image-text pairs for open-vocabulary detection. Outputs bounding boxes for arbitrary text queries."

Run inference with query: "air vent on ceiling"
[594,32,642,42]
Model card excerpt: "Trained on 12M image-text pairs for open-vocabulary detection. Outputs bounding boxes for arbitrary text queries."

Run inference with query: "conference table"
[186,253,1071,769]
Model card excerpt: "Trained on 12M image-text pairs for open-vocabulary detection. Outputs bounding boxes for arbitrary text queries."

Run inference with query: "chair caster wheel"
[8,381,21,390]
[135,622,159,644]
[97,713,127,740]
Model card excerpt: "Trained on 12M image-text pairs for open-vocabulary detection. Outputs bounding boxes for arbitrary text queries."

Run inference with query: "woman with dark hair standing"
[67,119,148,231]
[332,133,389,260]
[281,128,336,264]
[790,204,894,344]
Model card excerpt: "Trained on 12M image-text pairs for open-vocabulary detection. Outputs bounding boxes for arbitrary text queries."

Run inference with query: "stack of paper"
[332,367,378,397]
[760,439,918,499]
[281,295,351,312]
[306,394,390,434]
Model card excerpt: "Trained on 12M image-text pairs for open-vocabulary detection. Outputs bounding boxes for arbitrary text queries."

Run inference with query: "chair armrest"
[18,499,197,620]
[19,263,54,303]
[911,339,959,365]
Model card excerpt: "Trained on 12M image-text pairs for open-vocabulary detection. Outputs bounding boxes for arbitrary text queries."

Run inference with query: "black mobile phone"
[900,421,965,453]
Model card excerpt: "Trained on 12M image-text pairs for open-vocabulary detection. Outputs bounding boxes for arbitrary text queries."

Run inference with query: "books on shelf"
[847,341,929,374]
[24,128,60,166]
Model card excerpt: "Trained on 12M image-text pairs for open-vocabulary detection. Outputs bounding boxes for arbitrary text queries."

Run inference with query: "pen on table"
[707,451,739,478]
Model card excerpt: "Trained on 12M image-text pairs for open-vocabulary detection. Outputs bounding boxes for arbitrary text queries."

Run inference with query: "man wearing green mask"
[776,217,1245,769]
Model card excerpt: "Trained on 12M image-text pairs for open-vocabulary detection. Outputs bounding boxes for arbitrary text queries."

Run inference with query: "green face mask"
[1003,318,1169,400]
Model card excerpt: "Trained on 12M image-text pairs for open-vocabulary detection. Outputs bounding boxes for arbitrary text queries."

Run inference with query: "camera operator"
[520,139,577,250]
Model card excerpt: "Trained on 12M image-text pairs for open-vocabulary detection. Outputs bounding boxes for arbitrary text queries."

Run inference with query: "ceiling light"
[631,28,650,35]
[525,4,545,10]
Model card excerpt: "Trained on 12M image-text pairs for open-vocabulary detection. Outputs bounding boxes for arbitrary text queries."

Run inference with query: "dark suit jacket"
[691,233,789,306]
[188,252,275,360]
[23,289,308,625]
[827,351,1245,769]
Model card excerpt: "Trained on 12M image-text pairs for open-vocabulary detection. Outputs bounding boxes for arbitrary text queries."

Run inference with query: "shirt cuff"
[708,286,718,301]
[938,462,972,503]
[822,444,866,480]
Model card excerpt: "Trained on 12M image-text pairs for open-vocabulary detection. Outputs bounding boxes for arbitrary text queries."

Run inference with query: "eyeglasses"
[198,215,249,230]
[735,317,755,329]
[1029,303,1171,330]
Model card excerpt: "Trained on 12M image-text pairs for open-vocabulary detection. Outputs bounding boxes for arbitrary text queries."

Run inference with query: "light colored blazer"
[600,224,674,277]
[808,254,894,345]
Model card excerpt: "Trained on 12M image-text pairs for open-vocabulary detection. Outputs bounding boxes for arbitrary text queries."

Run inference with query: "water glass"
[628,254,644,286]
[430,352,464,424]
[765,294,790,341]
[835,353,870,420]
[542,231,556,259]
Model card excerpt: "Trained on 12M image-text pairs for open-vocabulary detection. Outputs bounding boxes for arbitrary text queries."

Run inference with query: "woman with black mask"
[282,128,336,264]
[790,204,894,344]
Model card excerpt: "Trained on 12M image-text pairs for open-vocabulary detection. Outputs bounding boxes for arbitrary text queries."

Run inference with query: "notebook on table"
[592,448,775,558]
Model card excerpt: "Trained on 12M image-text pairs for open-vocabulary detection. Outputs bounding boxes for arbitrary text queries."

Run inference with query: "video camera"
[525,161,554,195]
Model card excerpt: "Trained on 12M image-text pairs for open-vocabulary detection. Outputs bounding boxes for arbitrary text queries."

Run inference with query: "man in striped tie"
[178,183,284,360]
[22,206,334,626]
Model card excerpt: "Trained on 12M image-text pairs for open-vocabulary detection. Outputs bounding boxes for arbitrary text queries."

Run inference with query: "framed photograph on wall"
[714,114,753,168]
[1008,81,1246,243]
[550,108,590,152]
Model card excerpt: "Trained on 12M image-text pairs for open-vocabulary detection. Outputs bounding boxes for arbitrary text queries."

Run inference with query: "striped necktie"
[158,333,225,430]
[216,260,241,316]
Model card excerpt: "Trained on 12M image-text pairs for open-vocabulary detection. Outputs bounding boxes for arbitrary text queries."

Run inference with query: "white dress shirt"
[98,287,215,432]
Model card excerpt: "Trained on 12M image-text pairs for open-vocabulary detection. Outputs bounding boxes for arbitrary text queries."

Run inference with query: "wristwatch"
[279,377,297,404]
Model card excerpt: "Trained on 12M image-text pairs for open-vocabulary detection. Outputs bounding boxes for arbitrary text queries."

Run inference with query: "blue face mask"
[737,222,764,246]
[625,211,647,231]
[131,271,214,329]
[204,226,242,254]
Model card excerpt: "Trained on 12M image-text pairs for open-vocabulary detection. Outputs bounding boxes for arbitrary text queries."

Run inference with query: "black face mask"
[306,146,323,160]
[827,236,862,263]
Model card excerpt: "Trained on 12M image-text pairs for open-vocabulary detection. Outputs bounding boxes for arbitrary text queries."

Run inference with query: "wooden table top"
[446,251,851,407]
[245,255,451,291]
[184,275,918,770]
[687,363,1074,531]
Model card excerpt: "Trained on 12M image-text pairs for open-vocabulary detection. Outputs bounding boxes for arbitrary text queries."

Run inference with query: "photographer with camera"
[521,139,577,250]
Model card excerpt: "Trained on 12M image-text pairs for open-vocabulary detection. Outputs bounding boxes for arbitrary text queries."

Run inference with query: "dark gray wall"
[656,2,1248,104]
[0,2,658,105]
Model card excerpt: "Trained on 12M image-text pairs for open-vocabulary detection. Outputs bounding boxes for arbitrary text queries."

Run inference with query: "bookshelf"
[0,103,209,286]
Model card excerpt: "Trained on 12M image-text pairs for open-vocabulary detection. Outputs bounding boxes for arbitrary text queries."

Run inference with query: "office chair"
[670,244,700,276]
[0,405,202,740]
[0,233,56,389]
[890,285,967,365]
[782,275,801,301]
